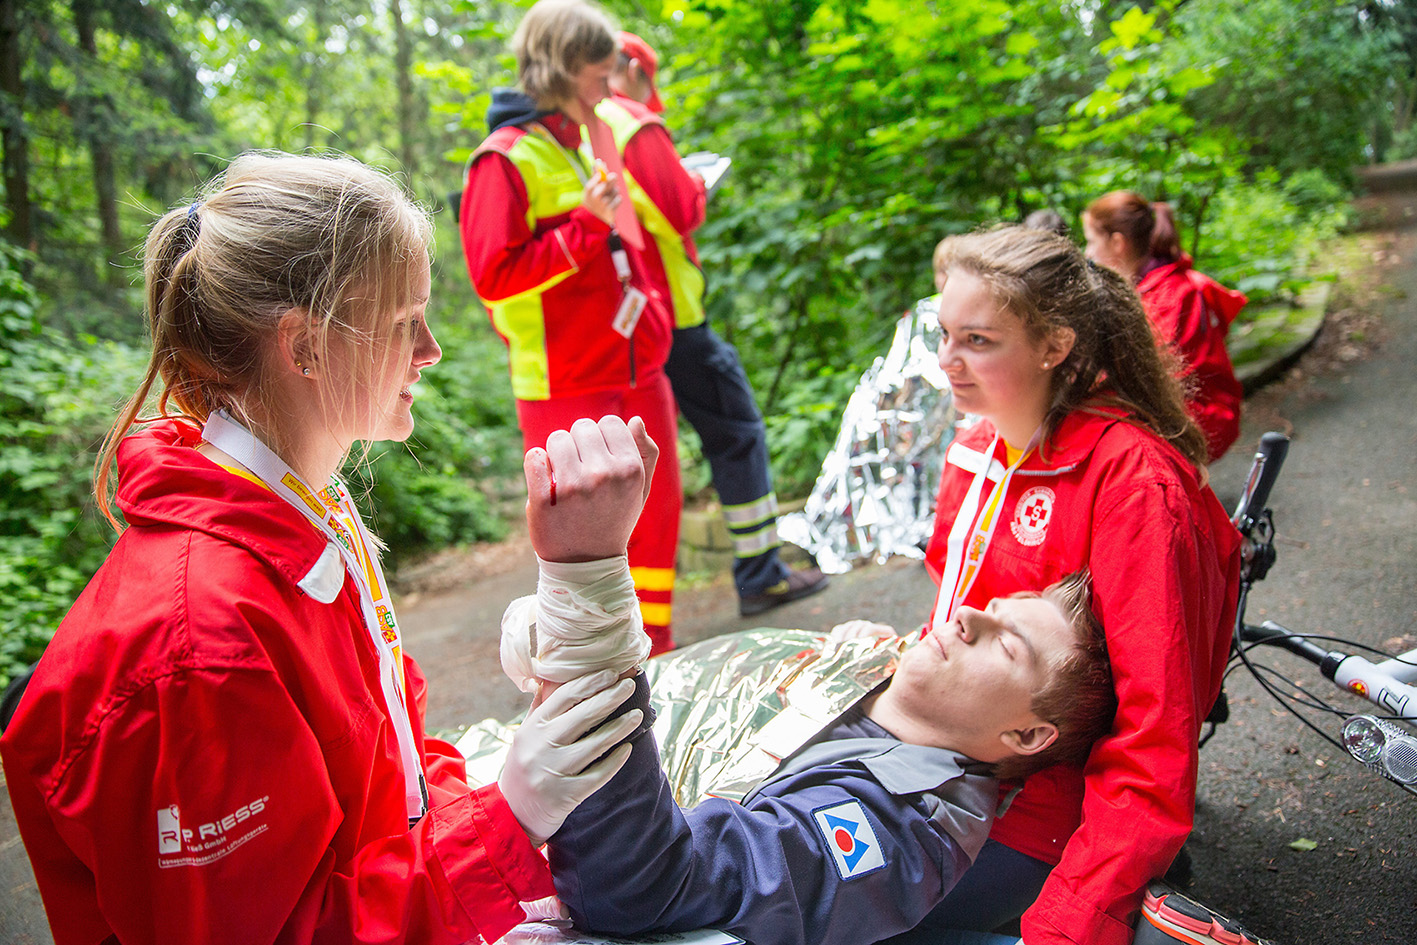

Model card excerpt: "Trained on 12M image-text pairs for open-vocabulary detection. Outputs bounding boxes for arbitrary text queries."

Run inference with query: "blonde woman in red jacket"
[1083,191,1247,462]
[838,227,1240,945]
[460,0,682,652]
[0,152,645,945]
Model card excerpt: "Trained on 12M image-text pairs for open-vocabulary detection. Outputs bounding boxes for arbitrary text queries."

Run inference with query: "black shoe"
[1163,844,1193,887]
[739,567,830,617]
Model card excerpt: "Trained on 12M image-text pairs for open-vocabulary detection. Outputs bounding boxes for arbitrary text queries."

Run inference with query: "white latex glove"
[520,893,571,925]
[826,619,899,647]
[498,671,641,846]
[501,556,651,692]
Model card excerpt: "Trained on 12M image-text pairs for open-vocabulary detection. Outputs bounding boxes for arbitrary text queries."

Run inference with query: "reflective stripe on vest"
[594,99,707,329]
[471,127,591,400]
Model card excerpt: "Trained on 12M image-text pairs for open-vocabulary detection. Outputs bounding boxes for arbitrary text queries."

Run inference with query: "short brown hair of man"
[992,570,1116,782]
[512,0,618,110]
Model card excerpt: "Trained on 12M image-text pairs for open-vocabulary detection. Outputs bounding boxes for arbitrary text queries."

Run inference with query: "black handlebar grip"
[1231,432,1290,531]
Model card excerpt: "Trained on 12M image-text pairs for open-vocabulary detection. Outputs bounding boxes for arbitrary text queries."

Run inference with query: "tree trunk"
[1189,191,1210,261]
[0,0,33,251]
[74,0,122,283]
[391,0,416,181]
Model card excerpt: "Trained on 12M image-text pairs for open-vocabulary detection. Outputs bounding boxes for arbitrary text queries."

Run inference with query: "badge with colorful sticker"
[813,799,885,880]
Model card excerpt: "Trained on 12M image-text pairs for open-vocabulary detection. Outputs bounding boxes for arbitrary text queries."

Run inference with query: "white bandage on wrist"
[499,556,651,692]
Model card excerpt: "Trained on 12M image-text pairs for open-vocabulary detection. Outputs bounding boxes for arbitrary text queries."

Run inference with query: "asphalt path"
[1176,226,1417,944]
[0,225,1413,943]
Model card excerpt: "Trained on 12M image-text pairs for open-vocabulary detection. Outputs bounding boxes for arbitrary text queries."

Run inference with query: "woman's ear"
[1108,229,1131,263]
[1042,326,1076,371]
[1000,719,1059,757]
[275,308,317,378]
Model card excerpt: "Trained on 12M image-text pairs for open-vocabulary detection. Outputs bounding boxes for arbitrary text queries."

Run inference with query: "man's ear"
[1000,719,1058,757]
[275,308,317,378]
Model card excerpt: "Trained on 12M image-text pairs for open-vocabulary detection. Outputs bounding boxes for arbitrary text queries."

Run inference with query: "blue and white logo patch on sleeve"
[813,799,885,880]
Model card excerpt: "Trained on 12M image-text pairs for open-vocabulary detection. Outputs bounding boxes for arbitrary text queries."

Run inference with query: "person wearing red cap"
[459,1,682,653]
[600,31,829,616]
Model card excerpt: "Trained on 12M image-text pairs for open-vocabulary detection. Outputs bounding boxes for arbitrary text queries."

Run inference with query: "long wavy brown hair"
[933,225,1208,470]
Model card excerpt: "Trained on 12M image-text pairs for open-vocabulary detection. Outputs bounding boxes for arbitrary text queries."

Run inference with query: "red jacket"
[0,420,552,945]
[925,411,1241,945]
[1138,257,1246,461]
[461,110,673,401]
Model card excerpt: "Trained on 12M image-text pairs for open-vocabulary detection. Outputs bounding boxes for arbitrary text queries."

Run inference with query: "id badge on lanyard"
[532,123,645,341]
[930,432,1037,635]
[202,410,429,824]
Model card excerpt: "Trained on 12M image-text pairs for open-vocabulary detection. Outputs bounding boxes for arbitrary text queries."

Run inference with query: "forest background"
[0,0,1412,685]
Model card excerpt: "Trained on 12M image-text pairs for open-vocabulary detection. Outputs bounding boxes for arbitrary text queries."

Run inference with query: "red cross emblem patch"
[1010,486,1055,547]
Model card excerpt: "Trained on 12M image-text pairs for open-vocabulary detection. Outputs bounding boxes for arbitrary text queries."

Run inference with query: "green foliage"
[616,0,1372,494]
[1192,170,1350,304]
[0,240,144,687]
[1167,0,1398,182]
[760,368,861,499]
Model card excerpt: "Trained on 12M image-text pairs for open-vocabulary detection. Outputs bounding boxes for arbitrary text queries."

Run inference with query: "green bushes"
[0,235,523,688]
[1193,171,1350,304]
[0,243,145,687]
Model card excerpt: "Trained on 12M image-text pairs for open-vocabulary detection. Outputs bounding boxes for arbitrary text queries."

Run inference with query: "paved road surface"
[1,227,1413,943]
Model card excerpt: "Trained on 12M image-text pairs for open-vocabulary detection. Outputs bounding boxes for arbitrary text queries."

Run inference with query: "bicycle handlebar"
[1238,621,1417,725]
[1231,432,1290,535]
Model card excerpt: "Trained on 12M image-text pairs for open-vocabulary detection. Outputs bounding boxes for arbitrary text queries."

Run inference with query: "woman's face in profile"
[1082,213,1132,275]
[570,52,617,117]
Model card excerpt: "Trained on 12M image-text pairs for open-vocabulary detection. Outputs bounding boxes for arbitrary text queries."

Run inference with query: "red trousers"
[515,371,681,653]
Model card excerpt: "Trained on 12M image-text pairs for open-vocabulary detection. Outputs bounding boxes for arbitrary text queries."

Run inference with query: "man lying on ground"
[500,415,1117,945]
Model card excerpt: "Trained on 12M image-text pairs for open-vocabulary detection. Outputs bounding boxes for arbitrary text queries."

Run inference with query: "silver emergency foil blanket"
[455,628,907,808]
[778,296,959,573]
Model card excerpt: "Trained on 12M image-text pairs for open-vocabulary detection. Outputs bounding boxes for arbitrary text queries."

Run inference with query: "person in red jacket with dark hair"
[1083,191,1247,462]
[839,226,1240,945]
[0,151,643,945]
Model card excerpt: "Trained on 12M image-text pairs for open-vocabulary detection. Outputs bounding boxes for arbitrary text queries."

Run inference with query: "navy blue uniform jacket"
[549,674,997,945]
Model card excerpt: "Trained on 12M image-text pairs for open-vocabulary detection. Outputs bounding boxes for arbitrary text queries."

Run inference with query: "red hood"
[116,419,332,592]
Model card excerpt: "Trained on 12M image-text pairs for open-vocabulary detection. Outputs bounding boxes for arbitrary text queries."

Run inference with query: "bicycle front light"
[1342,715,1417,784]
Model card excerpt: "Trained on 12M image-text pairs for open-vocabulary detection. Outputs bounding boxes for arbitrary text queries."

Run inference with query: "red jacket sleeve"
[623,123,706,238]
[461,150,612,304]
[42,665,552,945]
[1020,479,1228,945]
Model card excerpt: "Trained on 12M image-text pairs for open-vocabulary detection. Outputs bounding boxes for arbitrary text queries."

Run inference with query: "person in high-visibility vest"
[603,31,828,617]
[460,1,681,652]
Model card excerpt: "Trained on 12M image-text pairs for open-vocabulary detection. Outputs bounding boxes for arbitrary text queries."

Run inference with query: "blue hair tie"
[187,202,201,221]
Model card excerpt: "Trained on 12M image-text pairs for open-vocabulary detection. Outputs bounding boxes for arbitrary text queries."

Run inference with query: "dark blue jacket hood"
[486,88,547,134]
